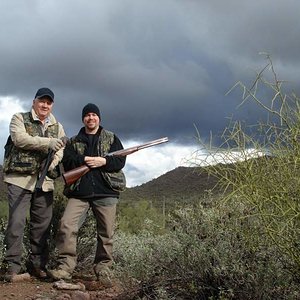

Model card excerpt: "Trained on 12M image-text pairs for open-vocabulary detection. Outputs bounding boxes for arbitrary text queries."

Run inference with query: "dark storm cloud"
[1,0,300,147]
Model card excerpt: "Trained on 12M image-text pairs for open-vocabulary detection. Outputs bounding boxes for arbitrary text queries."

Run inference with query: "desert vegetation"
[0,56,300,299]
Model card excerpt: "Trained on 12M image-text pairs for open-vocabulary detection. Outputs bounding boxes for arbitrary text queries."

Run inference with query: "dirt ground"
[0,277,126,300]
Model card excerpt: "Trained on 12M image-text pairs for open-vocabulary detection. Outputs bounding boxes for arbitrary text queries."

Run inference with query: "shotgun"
[62,137,169,186]
[35,149,55,190]
[35,136,68,191]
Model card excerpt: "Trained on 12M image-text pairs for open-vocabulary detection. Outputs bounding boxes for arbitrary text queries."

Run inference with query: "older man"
[1,87,66,281]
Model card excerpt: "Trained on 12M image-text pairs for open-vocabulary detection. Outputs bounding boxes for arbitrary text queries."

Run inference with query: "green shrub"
[117,199,166,234]
[113,201,298,299]
[0,218,7,263]
[194,55,300,274]
[0,201,8,220]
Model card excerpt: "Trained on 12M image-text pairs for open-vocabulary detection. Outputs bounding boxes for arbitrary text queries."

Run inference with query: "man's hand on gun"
[49,138,65,151]
[84,156,107,168]
[35,136,67,190]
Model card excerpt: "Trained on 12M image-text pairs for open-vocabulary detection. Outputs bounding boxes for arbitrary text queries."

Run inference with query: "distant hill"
[120,166,221,205]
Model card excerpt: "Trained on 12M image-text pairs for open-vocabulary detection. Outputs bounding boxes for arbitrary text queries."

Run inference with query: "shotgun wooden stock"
[62,164,90,186]
[62,137,168,186]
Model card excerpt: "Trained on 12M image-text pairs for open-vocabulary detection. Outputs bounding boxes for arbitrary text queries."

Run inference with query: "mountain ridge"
[120,165,220,204]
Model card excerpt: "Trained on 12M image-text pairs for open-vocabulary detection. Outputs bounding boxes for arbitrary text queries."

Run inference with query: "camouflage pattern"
[68,129,126,192]
[3,112,59,175]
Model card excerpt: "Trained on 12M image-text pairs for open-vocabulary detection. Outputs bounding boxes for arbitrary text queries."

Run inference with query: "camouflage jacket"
[63,127,126,199]
[3,109,65,192]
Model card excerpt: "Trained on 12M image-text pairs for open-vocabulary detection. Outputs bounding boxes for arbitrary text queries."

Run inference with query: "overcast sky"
[1,0,300,186]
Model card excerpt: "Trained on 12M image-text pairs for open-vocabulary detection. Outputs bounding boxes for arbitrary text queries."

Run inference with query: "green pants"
[55,197,117,273]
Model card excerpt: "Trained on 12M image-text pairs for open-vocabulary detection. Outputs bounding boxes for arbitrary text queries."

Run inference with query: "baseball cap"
[34,87,54,102]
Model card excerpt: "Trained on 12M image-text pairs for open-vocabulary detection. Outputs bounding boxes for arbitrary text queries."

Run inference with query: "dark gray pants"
[4,183,53,273]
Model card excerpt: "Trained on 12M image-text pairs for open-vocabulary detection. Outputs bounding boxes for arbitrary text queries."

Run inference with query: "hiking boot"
[2,272,31,282]
[26,261,49,279]
[28,267,48,279]
[0,267,17,282]
[2,271,17,282]
[47,269,72,280]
